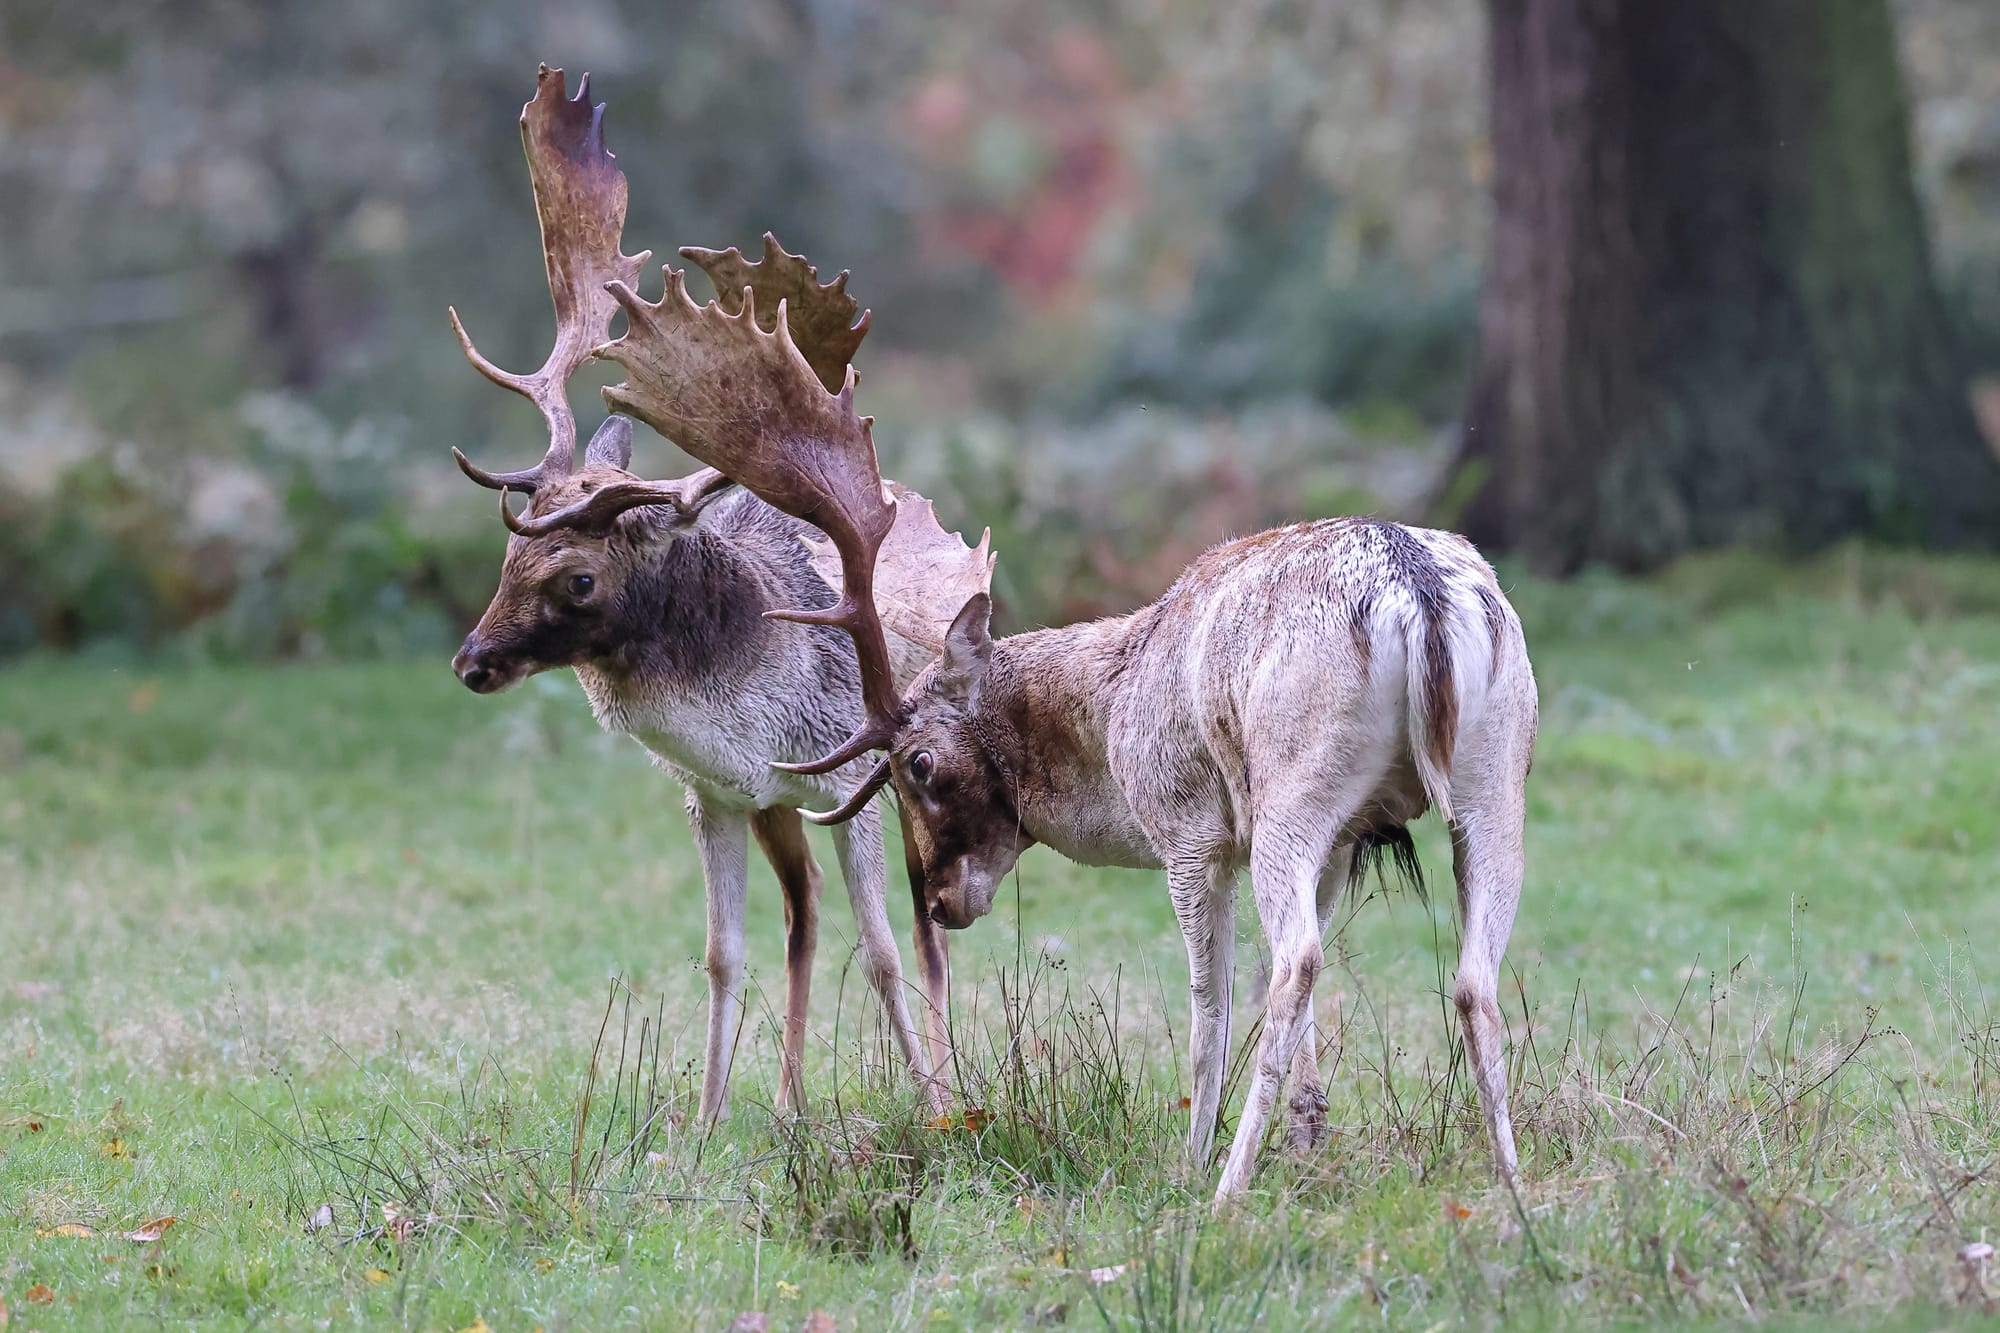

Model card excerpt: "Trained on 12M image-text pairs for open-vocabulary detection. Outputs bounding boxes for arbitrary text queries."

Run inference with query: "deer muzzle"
[452,634,511,694]
[928,854,1001,930]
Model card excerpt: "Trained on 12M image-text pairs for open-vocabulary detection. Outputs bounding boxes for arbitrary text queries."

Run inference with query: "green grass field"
[4,549,2000,1330]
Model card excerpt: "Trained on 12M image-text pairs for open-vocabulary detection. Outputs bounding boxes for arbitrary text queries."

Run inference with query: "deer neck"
[982,617,1160,870]
[577,517,775,705]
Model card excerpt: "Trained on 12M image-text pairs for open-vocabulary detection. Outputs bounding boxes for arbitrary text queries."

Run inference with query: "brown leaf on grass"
[533,1256,557,1274]
[927,1108,993,1133]
[126,1217,175,1243]
[100,1137,132,1161]
[25,1284,54,1305]
[43,1223,95,1238]
[363,1268,391,1284]
[725,1315,769,1333]
[454,1319,491,1333]
[305,1203,335,1234]
[802,1311,837,1333]
[381,1203,413,1243]
[1443,1197,1472,1222]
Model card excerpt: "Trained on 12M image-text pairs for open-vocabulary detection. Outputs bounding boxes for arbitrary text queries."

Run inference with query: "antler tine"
[496,468,736,539]
[797,759,893,827]
[680,233,873,394]
[597,275,907,770]
[451,64,651,493]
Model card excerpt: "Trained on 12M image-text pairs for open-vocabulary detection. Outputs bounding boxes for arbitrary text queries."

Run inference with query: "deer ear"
[935,592,992,707]
[583,414,634,470]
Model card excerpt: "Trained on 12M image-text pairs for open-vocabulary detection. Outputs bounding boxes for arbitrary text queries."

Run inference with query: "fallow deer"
[584,250,1539,1201]
[443,67,987,1123]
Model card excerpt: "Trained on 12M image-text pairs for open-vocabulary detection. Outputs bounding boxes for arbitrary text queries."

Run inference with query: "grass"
[3,546,2000,1329]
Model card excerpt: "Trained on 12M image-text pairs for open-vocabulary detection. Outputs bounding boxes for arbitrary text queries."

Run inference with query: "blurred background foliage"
[1,0,1997,659]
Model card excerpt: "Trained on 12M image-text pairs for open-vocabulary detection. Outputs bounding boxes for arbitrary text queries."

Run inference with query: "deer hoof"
[1285,1086,1329,1153]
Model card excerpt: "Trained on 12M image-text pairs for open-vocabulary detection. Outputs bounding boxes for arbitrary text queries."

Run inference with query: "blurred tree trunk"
[1450,0,2000,573]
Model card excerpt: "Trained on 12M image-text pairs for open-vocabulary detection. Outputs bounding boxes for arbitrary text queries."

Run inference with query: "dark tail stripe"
[1368,521,1457,780]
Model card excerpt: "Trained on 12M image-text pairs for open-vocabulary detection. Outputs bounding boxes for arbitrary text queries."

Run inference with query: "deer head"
[595,254,1011,926]
[447,67,860,692]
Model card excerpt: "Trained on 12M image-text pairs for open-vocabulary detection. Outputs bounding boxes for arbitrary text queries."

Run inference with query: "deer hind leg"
[751,807,822,1116]
[831,804,944,1114]
[898,802,954,1100]
[1450,782,1525,1182]
[1284,843,1354,1154]
[1168,854,1236,1165]
[1215,809,1347,1202]
[686,791,752,1126]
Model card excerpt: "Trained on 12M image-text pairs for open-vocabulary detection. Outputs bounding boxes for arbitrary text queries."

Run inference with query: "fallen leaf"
[726,1315,769,1333]
[455,1319,491,1333]
[50,1223,96,1238]
[1961,1242,1995,1263]
[962,1108,992,1133]
[803,1312,837,1333]
[533,1256,556,1274]
[1087,1263,1128,1285]
[127,1217,176,1243]
[1444,1197,1472,1222]
[306,1203,335,1233]
[381,1203,413,1243]
[25,1285,53,1305]
[364,1268,391,1284]
[775,1279,800,1301]
[645,1151,669,1168]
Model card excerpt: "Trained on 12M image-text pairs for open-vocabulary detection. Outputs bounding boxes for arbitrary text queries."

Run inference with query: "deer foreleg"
[899,801,954,1095]
[1170,855,1236,1166]
[751,806,823,1115]
[686,791,751,1126]
[832,803,945,1115]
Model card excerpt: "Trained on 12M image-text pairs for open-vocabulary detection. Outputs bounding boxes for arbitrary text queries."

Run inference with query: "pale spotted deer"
[585,250,1539,1201]
[443,68,986,1124]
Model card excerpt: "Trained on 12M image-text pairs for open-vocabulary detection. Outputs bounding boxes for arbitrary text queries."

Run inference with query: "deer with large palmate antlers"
[586,248,1539,1201]
[444,67,988,1123]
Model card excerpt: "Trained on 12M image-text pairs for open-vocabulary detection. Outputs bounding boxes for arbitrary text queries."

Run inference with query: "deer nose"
[453,641,495,693]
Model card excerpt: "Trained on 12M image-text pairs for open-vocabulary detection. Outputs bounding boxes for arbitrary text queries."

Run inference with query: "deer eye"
[908,750,934,785]
[564,573,595,601]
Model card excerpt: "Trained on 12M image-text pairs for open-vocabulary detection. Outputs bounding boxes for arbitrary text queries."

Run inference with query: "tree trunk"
[1451,0,1999,573]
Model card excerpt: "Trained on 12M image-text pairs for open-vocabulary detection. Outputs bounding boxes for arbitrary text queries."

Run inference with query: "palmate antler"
[595,260,992,824]
[449,65,649,496]
[510,235,877,539]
